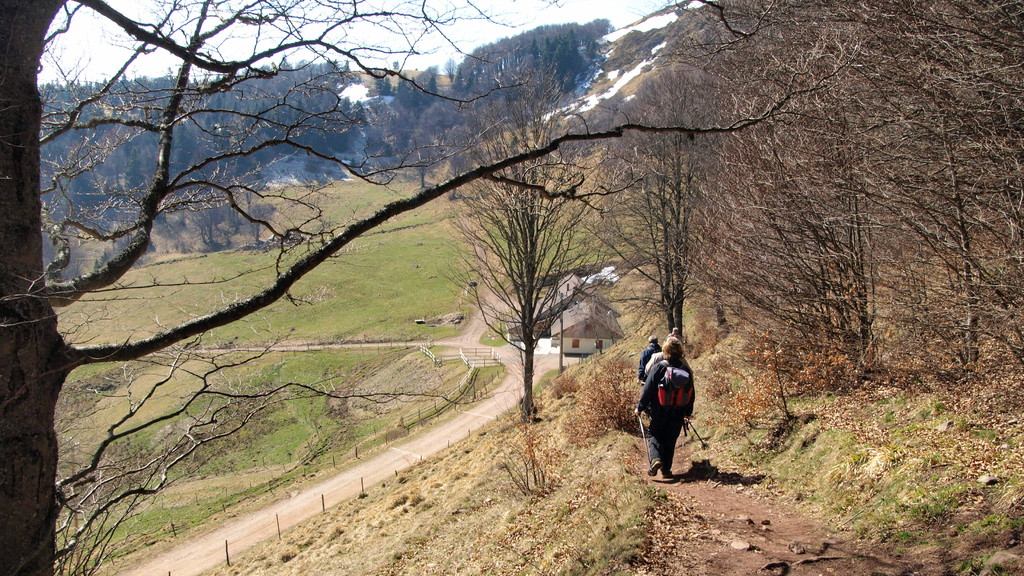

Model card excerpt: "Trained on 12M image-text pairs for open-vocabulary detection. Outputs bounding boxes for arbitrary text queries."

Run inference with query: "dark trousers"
[647,415,685,473]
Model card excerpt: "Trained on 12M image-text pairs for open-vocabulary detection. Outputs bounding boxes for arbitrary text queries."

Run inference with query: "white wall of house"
[556,336,615,356]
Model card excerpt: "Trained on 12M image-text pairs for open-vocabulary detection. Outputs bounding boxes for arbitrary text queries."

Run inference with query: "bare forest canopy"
[39,21,611,271]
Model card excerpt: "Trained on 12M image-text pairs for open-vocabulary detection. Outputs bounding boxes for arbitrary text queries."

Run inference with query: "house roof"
[550,298,624,340]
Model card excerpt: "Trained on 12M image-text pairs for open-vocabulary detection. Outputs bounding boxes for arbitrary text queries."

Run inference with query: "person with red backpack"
[635,337,694,479]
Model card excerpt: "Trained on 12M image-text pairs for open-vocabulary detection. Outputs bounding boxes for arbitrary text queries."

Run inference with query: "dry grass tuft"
[548,371,580,399]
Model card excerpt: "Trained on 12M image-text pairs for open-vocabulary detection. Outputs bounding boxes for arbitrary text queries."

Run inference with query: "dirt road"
[117,319,559,576]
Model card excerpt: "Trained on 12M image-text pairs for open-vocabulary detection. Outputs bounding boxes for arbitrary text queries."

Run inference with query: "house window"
[571,339,580,349]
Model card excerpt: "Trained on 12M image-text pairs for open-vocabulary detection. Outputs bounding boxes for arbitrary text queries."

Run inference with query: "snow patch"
[262,154,351,187]
[604,13,679,43]
[340,83,371,102]
[585,266,620,285]
[577,59,652,112]
[536,338,557,355]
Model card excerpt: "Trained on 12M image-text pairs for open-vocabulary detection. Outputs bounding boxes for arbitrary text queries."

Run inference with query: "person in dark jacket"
[635,337,693,478]
[637,336,661,383]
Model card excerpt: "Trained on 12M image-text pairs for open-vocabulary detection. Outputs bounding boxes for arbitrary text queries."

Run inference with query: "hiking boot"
[647,459,662,476]
[661,469,674,479]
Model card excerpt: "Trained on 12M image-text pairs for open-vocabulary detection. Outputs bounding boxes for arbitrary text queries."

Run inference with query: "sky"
[41,0,670,83]
[430,0,663,50]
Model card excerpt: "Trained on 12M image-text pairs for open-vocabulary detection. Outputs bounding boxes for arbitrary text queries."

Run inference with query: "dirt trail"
[632,441,934,576]
[115,316,559,576]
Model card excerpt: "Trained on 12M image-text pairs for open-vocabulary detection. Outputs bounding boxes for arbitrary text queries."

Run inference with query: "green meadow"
[62,180,466,347]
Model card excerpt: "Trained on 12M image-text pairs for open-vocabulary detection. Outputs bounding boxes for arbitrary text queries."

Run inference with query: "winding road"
[116,311,561,576]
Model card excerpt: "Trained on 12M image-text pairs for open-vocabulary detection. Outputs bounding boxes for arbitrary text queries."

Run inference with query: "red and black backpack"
[657,362,694,410]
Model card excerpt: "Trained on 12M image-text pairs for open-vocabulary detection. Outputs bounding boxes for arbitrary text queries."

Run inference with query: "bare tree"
[711,103,882,371]
[707,0,1024,381]
[597,66,718,334]
[660,0,885,382]
[834,0,1024,372]
[456,77,600,423]
[459,187,596,422]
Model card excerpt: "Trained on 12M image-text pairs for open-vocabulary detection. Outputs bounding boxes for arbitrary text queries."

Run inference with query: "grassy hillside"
[64,342,505,559]
[80,284,1023,576]
[62,179,466,347]
[201,367,652,576]
[171,311,1023,575]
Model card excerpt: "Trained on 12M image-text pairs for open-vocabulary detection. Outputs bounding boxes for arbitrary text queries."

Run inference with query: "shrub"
[549,372,580,399]
[498,420,566,497]
[719,332,854,431]
[564,359,639,443]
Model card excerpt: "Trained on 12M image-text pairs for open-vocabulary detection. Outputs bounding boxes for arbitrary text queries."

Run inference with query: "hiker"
[643,330,667,375]
[636,337,694,478]
[637,336,661,383]
[647,325,688,375]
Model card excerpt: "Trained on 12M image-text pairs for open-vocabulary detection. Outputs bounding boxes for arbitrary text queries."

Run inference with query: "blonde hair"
[662,337,684,361]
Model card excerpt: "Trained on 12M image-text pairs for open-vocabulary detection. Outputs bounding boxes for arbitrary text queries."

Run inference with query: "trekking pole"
[637,413,652,464]
[686,418,709,449]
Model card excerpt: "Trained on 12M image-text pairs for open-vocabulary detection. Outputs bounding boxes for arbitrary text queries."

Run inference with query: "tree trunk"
[672,304,684,338]
[0,3,69,575]
[521,347,534,423]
